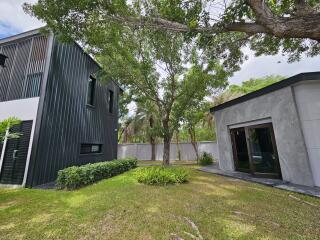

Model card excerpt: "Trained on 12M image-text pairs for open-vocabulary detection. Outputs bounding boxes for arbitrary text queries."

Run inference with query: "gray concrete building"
[211,72,320,187]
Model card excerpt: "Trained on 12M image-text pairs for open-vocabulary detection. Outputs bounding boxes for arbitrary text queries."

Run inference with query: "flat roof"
[211,71,320,112]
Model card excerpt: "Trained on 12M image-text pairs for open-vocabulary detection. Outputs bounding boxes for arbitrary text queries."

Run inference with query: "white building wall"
[214,86,314,187]
[0,97,39,186]
[294,81,320,187]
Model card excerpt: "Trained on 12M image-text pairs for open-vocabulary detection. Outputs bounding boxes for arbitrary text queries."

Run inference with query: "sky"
[0,0,319,85]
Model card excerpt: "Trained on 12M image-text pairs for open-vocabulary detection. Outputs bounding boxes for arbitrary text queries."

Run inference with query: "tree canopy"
[25,0,320,67]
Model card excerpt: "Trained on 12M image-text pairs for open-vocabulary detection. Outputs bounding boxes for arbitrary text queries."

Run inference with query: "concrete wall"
[294,81,320,187]
[118,142,218,161]
[214,86,314,187]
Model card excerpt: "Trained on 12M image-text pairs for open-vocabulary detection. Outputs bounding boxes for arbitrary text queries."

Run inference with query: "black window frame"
[108,89,114,114]
[80,143,102,154]
[86,76,96,106]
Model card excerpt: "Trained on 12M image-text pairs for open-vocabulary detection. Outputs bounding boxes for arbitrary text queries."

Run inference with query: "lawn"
[0,166,320,240]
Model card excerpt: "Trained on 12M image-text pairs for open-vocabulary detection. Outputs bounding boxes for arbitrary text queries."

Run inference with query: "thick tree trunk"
[151,140,156,161]
[162,119,171,166]
[111,1,320,41]
[163,136,171,166]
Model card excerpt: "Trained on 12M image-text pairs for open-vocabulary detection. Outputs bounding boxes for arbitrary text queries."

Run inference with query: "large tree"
[25,0,320,64]
[24,1,230,164]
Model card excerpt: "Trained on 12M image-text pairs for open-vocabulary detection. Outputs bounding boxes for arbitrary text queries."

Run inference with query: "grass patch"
[0,166,320,239]
[135,166,189,185]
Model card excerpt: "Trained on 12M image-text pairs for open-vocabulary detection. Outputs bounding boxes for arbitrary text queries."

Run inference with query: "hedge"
[56,158,137,190]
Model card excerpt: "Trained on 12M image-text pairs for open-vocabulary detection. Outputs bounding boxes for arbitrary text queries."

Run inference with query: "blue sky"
[0,0,44,39]
[0,22,21,39]
[0,0,319,85]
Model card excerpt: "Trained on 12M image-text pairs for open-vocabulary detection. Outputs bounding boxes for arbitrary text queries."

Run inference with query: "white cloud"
[0,0,44,36]
[229,48,320,85]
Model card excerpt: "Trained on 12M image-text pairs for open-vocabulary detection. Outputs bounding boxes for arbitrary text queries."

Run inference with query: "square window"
[87,76,96,106]
[80,143,102,154]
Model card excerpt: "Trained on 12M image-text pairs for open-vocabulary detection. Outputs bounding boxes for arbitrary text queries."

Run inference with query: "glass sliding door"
[230,128,251,172]
[230,123,282,179]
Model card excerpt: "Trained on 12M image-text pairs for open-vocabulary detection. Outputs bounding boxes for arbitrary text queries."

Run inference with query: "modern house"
[211,72,320,188]
[0,28,121,188]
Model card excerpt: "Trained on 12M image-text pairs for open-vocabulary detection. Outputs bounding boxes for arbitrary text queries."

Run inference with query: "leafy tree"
[180,102,212,162]
[0,117,21,142]
[24,1,231,165]
[25,0,320,70]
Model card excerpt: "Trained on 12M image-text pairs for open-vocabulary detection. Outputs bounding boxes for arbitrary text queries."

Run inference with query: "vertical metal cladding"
[27,37,120,186]
[0,35,48,102]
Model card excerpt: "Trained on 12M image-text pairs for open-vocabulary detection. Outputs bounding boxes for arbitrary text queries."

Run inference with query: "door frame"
[230,122,282,179]
[230,127,252,173]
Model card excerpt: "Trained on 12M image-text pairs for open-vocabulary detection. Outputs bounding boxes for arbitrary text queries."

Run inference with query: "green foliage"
[199,152,214,166]
[56,158,137,190]
[0,117,21,142]
[135,166,189,185]
[229,75,284,95]
[214,75,284,106]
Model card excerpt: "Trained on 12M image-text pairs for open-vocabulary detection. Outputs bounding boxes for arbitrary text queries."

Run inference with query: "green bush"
[199,152,214,166]
[56,158,137,190]
[135,166,189,185]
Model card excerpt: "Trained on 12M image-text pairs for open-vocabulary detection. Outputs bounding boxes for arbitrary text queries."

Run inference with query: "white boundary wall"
[118,141,218,161]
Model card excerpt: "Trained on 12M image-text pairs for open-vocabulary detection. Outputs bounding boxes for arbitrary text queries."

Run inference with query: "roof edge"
[210,71,320,113]
[0,27,46,45]
[1,27,124,91]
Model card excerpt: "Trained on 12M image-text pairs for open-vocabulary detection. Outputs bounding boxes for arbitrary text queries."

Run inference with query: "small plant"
[135,166,189,185]
[199,152,214,166]
[56,158,137,190]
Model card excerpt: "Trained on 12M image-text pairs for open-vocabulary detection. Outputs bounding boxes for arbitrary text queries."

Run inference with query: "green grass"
[137,160,197,166]
[1,166,320,240]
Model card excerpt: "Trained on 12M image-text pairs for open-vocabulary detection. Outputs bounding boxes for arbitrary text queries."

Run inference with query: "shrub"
[199,152,214,166]
[135,166,189,185]
[56,158,137,190]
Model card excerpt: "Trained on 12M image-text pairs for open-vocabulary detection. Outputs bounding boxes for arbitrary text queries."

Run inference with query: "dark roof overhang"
[210,71,320,113]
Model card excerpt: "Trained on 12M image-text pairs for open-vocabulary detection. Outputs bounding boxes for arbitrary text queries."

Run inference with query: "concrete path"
[200,165,320,198]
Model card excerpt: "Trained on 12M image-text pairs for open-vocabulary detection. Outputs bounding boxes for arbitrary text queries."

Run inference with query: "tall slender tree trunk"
[149,115,156,161]
[163,135,171,166]
[162,119,171,166]
[188,127,199,163]
[176,130,181,161]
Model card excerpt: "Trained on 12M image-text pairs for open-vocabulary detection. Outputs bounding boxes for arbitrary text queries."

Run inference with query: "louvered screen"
[0,35,48,102]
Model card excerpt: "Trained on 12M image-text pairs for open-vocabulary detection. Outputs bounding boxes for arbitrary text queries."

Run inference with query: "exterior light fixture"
[0,53,8,68]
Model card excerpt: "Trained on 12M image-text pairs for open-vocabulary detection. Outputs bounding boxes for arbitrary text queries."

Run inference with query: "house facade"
[0,29,121,187]
[212,72,320,187]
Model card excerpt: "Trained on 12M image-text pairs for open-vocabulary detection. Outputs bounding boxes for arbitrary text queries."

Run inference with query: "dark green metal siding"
[26,37,119,186]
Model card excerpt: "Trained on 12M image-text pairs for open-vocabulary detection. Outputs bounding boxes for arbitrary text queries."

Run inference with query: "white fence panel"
[118,141,218,161]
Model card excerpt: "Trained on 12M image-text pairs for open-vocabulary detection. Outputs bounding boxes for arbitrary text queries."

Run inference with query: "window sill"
[79,152,103,156]
[86,104,95,109]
